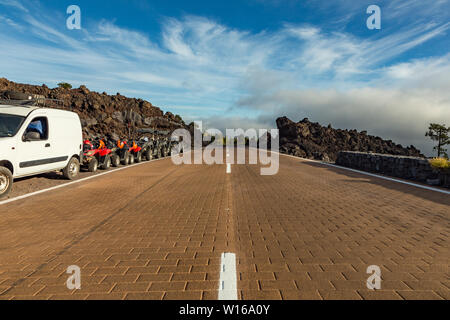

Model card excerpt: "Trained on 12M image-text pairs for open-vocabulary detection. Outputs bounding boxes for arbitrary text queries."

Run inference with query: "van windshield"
[0,114,25,137]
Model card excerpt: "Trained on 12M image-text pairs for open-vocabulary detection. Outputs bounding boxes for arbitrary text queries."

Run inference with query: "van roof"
[0,105,76,118]
[0,105,40,117]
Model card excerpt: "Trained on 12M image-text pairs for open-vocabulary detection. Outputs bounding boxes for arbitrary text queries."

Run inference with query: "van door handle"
[45,143,51,147]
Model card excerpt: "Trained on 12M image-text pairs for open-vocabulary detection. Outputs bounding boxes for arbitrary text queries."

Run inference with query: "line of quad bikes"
[82,136,178,172]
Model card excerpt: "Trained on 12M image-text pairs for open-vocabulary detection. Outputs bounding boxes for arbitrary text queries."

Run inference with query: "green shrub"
[57,82,72,89]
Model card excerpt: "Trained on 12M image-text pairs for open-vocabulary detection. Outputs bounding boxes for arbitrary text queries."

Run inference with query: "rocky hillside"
[277,116,423,162]
[0,78,185,140]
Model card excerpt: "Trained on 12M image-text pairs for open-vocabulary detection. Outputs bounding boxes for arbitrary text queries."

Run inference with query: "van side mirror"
[24,131,41,141]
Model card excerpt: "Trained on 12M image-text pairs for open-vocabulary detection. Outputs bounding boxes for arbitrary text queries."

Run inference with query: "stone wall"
[335,151,450,188]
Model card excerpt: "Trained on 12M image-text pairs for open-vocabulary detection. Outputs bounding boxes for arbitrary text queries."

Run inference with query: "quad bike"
[103,139,122,167]
[128,140,143,163]
[82,140,99,172]
[157,138,167,158]
[171,139,180,155]
[137,137,153,161]
[109,139,133,166]
[161,137,172,157]
[82,139,115,172]
[169,137,181,155]
[154,138,163,159]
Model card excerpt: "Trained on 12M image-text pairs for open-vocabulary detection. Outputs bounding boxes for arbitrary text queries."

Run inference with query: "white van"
[0,105,83,198]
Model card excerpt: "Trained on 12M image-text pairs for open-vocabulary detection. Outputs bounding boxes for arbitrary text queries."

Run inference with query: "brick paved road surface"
[0,151,448,300]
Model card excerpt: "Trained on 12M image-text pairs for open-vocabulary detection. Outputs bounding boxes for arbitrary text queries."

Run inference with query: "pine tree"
[426,123,450,158]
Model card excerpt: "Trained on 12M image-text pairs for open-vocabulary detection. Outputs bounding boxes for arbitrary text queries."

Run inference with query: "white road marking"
[277,152,450,195]
[0,156,171,206]
[218,252,237,300]
[226,163,231,174]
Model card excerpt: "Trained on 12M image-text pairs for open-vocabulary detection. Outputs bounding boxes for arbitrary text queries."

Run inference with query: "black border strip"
[19,156,68,168]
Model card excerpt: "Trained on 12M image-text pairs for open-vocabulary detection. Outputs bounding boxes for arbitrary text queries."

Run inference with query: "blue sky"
[0,0,449,155]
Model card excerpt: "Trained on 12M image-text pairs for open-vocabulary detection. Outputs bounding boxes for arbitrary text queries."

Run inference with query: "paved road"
[0,151,448,300]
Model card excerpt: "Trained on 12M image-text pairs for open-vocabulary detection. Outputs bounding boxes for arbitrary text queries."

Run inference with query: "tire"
[129,154,135,165]
[2,91,32,100]
[63,157,80,180]
[101,155,111,170]
[144,149,152,161]
[135,151,142,163]
[111,154,120,167]
[121,151,130,165]
[0,167,13,199]
[88,158,98,172]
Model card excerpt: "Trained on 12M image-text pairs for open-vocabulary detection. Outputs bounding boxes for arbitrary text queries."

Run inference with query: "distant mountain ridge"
[0,78,186,140]
[277,116,423,162]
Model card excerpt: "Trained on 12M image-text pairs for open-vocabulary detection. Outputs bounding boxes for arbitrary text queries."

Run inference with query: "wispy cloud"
[0,0,28,12]
[284,22,450,78]
[384,0,450,21]
[0,14,23,30]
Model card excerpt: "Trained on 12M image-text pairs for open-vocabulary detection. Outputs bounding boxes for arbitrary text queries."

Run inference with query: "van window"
[0,114,25,137]
[25,117,48,140]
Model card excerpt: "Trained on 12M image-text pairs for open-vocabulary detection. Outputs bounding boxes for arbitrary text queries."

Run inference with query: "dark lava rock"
[276,116,423,162]
[0,78,186,139]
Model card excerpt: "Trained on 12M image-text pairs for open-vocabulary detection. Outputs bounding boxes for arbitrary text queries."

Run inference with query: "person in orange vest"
[117,140,125,149]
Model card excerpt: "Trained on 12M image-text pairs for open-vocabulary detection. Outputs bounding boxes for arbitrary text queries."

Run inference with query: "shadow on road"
[14,172,65,183]
[7,169,100,200]
[300,161,450,207]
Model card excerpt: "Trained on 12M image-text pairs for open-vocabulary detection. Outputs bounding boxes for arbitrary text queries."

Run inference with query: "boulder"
[112,111,124,123]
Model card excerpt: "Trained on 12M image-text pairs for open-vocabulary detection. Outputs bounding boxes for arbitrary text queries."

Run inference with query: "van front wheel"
[63,157,80,180]
[0,167,13,199]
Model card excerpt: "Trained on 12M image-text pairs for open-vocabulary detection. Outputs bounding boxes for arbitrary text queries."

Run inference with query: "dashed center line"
[218,252,237,300]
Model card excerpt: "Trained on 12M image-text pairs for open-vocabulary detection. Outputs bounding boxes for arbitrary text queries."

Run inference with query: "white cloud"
[284,22,450,78]
[237,55,450,156]
[0,0,28,12]
[118,72,182,88]
[163,18,196,59]
[0,14,22,30]
[384,0,450,21]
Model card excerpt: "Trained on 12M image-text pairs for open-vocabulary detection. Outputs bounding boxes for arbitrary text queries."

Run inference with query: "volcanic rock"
[0,78,186,139]
[276,116,423,162]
